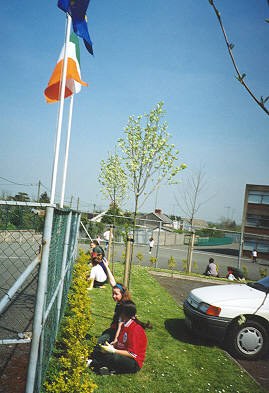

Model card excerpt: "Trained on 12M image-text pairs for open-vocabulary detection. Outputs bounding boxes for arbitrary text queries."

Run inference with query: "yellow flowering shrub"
[43,250,97,393]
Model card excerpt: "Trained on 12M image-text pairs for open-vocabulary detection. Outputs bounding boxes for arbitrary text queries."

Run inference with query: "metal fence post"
[74,212,81,259]
[0,255,40,315]
[187,231,195,273]
[155,221,162,267]
[25,206,54,393]
[124,236,133,288]
[57,211,72,324]
[238,233,244,270]
[107,224,114,264]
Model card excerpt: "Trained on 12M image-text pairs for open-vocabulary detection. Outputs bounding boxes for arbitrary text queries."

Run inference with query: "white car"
[183,276,269,360]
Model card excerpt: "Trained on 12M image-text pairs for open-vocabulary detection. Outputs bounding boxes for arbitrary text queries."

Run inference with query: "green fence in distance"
[195,237,233,246]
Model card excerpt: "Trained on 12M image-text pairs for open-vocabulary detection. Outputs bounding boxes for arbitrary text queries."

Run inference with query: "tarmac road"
[80,241,267,281]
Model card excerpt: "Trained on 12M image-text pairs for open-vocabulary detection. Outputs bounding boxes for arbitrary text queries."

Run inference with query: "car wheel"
[227,319,269,360]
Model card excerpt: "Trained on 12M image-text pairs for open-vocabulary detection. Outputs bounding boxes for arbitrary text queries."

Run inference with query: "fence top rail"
[0,200,55,208]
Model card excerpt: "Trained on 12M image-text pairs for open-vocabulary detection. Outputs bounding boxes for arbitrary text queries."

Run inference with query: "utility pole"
[37,180,41,202]
[225,206,231,220]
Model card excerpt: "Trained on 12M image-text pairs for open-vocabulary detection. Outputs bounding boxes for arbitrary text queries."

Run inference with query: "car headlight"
[198,302,221,316]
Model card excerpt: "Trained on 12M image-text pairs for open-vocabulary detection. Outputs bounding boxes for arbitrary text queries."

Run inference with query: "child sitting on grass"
[87,258,108,289]
[91,301,150,375]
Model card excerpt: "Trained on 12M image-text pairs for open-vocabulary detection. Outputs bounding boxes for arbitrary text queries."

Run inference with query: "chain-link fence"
[0,201,46,392]
[26,207,80,393]
[0,201,80,393]
[0,204,43,349]
[79,214,269,280]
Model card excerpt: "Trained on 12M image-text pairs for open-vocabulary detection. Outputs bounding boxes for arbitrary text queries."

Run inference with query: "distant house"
[134,209,184,245]
[181,218,209,231]
[136,209,174,228]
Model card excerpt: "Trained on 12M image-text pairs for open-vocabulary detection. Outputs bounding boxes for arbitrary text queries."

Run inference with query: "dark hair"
[120,301,153,330]
[119,301,136,318]
[209,258,214,263]
[91,239,100,246]
[91,258,99,267]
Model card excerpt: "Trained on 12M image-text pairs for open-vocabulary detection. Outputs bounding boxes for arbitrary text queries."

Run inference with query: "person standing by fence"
[103,229,113,250]
[148,237,154,254]
[252,249,258,263]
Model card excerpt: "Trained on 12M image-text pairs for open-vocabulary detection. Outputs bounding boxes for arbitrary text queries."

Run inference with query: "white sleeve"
[90,266,95,280]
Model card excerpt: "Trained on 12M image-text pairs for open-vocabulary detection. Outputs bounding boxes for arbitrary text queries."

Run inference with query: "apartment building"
[241,184,269,260]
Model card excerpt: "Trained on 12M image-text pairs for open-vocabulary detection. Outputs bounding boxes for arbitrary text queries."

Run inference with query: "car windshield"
[247,276,269,292]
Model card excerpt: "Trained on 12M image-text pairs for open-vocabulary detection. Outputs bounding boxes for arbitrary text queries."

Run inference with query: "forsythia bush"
[43,250,97,393]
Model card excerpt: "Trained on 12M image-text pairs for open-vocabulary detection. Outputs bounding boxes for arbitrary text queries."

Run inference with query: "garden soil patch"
[0,343,30,393]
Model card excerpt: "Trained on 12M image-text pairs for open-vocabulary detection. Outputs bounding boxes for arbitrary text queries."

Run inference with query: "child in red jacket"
[91,301,151,375]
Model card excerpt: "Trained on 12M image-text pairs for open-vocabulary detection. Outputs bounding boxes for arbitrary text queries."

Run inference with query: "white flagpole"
[60,94,74,208]
[50,13,72,205]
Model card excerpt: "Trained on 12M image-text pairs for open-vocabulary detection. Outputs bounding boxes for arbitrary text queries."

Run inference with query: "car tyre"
[227,319,269,360]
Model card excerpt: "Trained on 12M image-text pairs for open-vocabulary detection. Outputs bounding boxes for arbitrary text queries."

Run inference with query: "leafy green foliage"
[149,256,157,267]
[99,152,127,207]
[181,259,188,273]
[136,252,144,265]
[259,267,268,278]
[181,259,198,273]
[118,102,186,223]
[195,227,225,237]
[0,205,44,231]
[12,192,30,201]
[101,205,125,225]
[168,255,176,276]
[241,265,249,280]
[80,214,105,240]
[39,191,50,202]
[42,251,96,393]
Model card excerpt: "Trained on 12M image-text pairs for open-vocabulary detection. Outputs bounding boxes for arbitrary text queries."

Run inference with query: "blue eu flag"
[58,0,93,55]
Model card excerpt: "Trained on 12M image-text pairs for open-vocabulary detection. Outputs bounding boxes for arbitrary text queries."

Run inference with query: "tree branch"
[209,0,269,116]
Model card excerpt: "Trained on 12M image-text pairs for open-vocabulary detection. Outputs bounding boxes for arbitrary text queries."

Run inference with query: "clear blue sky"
[0,0,268,223]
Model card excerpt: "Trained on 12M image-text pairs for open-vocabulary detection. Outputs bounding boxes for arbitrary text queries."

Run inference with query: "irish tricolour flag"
[44,32,87,103]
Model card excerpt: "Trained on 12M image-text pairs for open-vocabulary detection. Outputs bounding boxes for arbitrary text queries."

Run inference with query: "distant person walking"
[103,229,113,250]
[148,237,154,254]
[252,249,258,263]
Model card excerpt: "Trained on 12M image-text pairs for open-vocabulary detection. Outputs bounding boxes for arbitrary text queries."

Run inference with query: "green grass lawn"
[88,264,265,393]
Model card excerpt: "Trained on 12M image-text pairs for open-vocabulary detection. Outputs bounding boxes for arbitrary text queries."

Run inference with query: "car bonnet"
[189,283,265,306]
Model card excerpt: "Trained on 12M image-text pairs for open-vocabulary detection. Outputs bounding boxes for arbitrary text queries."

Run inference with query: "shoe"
[86,359,93,367]
[98,366,116,375]
[99,366,110,375]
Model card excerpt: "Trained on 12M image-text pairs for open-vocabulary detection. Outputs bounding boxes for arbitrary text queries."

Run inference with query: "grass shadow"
[195,247,238,256]
[165,318,216,347]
